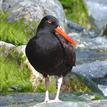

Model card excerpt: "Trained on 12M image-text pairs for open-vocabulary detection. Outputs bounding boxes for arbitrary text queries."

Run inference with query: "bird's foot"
[39,99,62,104]
[47,98,62,103]
[36,99,50,105]
[43,99,50,103]
[53,98,62,103]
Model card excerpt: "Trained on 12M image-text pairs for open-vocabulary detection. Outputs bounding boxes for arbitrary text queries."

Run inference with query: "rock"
[0,41,43,91]
[35,101,107,107]
[14,45,43,90]
[0,41,15,57]
[15,45,44,90]
[84,0,107,30]
[90,100,107,107]
[0,93,107,107]
[102,24,107,36]
[0,0,3,10]
[73,61,107,79]
[35,102,91,107]
[70,32,107,50]
[95,76,107,86]
[69,32,107,65]
[69,29,107,94]
[0,40,15,48]
[15,45,26,54]
[67,31,107,94]
[66,20,85,33]
[26,60,43,91]
[8,86,22,92]
[72,61,107,95]
[2,0,65,28]
[98,85,107,96]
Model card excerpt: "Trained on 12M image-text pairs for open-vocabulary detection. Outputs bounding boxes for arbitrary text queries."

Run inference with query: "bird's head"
[37,15,77,46]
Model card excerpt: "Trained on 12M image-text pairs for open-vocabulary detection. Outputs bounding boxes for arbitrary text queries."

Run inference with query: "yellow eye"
[48,19,52,24]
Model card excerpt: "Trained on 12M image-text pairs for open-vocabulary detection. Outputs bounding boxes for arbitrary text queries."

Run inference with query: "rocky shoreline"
[0,0,107,106]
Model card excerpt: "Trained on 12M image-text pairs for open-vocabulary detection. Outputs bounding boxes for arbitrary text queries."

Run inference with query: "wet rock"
[2,0,65,28]
[35,101,107,107]
[0,93,107,107]
[90,100,107,107]
[35,102,91,107]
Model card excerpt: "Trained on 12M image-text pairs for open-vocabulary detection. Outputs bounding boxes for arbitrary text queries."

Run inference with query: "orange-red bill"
[54,26,77,46]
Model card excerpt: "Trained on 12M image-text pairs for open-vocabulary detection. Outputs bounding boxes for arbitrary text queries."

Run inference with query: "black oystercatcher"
[26,15,77,103]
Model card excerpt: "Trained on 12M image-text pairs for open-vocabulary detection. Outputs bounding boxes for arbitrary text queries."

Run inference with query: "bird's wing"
[57,35,76,66]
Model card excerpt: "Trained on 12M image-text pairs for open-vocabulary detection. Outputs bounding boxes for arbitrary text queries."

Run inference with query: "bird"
[25,15,77,103]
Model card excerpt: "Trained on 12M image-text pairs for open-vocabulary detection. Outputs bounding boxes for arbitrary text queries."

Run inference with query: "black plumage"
[25,15,76,103]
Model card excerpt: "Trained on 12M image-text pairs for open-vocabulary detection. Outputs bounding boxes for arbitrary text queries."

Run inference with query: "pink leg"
[44,76,50,103]
[54,76,63,102]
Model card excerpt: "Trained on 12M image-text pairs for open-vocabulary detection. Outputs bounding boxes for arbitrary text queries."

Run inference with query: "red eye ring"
[48,20,52,24]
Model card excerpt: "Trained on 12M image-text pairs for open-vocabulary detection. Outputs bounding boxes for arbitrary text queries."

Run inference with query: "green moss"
[59,0,91,28]
[0,11,38,45]
[0,49,32,93]
[63,74,90,92]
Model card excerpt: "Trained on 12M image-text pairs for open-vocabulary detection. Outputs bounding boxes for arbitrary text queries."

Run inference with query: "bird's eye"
[47,19,52,24]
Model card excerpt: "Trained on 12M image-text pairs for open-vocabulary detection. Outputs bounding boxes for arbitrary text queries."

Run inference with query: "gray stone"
[84,0,107,30]
[34,101,107,107]
[66,20,85,33]
[35,102,91,107]
[67,32,107,94]
[0,41,15,57]
[0,93,107,107]
[0,40,15,48]
[0,41,43,90]
[102,24,107,36]
[2,0,65,28]
[70,32,107,50]
[98,85,107,96]
[73,61,107,78]
[0,0,3,10]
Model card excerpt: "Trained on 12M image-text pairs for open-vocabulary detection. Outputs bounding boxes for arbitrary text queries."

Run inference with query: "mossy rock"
[0,11,38,45]
[0,42,32,93]
[59,0,91,28]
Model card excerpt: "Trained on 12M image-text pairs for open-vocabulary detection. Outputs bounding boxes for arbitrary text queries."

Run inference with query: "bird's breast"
[35,33,61,55]
[26,32,64,69]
